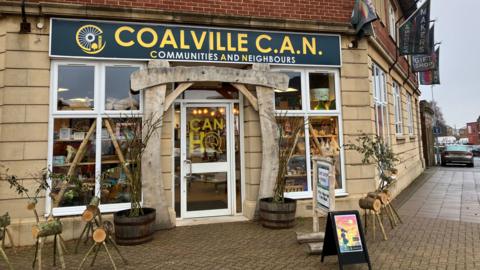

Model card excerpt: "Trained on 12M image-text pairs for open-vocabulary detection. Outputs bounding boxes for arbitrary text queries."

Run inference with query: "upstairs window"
[388,4,397,41]
[406,94,414,135]
[372,63,389,140]
[392,82,403,135]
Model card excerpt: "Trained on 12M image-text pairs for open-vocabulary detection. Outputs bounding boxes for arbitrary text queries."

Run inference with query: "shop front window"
[278,117,308,193]
[57,65,95,111]
[100,118,141,204]
[274,68,345,198]
[105,66,140,111]
[275,72,302,110]
[51,118,96,207]
[309,117,342,189]
[49,61,142,216]
[309,73,336,111]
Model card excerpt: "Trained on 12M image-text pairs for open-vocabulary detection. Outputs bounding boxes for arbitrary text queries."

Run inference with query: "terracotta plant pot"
[259,197,297,229]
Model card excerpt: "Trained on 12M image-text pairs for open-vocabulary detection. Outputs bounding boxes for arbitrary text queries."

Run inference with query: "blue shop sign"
[50,18,341,66]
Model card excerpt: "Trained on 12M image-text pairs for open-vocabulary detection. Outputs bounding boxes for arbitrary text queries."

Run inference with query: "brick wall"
[467,122,479,145]
[23,0,355,23]
[372,20,418,86]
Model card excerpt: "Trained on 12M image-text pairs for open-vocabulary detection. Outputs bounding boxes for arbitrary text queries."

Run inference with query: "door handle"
[184,159,193,179]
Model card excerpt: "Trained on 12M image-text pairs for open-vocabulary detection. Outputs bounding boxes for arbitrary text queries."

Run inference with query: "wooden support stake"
[84,223,92,244]
[371,210,376,241]
[79,221,126,269]
[108,236,128,264]
[56,235,66,269]
[104,119,135,184]
[90,245,100,267]
[384,205,396,229]
[59,235,68,254]
[103,242,117,270]
[375,213,388,240]
[4,228,16,254]
[53,234,57,267]
[309,123,323,155]
[32,239,39,269]
[389,203,403,224]
[364,209,368,233]
[75,222,90,254]
[37,237,44,270]
[78,243,97,270]
[0,246,13,270]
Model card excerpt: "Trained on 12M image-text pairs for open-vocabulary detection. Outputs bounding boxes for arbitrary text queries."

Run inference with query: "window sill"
[409,135,416,140]
[396,134,406,141]
[47,202,132,217]
[285,190,348,200]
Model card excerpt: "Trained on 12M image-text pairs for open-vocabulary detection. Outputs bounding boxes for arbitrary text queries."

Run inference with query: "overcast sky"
[419,0,480,129]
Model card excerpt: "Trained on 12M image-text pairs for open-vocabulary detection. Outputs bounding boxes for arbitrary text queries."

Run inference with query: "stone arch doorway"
[130,60,288,229]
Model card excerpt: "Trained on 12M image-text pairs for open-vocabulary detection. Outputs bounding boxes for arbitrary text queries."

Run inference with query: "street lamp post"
[431,85,441,165]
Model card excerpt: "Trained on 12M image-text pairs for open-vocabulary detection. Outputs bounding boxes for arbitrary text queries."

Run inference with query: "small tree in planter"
[106,113,164,245]
[345,135,399,192]
[259,115,306,229]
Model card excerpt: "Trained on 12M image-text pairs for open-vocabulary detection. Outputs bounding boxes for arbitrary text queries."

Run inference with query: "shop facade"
[0,0,425,245]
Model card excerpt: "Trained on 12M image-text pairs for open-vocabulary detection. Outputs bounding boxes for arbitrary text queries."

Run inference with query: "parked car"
[441,145,474,167]
[472,145,480,157]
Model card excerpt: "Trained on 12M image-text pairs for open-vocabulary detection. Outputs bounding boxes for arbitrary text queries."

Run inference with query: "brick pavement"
[3,163,480,269]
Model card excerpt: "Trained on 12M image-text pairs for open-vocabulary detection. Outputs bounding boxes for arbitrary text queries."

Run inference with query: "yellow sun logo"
[75,25,106,54]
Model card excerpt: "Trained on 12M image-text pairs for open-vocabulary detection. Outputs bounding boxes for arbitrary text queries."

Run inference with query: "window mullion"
[95,115,102,200]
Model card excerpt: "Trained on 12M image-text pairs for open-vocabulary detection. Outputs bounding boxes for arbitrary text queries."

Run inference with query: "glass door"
[180,103,232,218]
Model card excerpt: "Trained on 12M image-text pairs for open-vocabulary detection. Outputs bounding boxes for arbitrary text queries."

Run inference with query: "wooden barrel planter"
[259,198,297,229]
[113,207,156,246]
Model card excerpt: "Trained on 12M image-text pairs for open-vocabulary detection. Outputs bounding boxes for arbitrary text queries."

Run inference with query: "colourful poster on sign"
[334,214,363,253]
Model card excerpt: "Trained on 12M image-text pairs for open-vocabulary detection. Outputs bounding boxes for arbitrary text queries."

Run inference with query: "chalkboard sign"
[321,211,371,270]
[311,158,336,232]
[315,160,333,213]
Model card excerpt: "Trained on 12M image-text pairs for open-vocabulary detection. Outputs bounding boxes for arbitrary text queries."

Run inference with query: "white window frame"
[272,67,346,198]
[372,63,390,141]
[388,3,397,41]
[392,82,403,135]
[47,60,144,217]
[406,93,414,135]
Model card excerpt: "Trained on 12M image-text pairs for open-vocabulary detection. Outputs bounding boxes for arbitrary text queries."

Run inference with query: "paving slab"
[2,159,480,269]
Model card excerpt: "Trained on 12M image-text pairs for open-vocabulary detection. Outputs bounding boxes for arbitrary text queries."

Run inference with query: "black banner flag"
[411,25,436,72]
[399,0,431,55]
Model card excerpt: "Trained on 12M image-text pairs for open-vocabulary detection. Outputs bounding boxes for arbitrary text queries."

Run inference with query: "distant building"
[467,121,480,145]
[446,126,454,136]
[458,127,467,138]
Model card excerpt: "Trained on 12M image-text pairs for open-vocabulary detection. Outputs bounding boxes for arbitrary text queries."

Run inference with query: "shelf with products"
[284,174,307,178]
[52,159,129,167]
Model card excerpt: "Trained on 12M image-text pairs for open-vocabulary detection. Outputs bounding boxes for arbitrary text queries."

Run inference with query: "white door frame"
[180,102,236,218]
